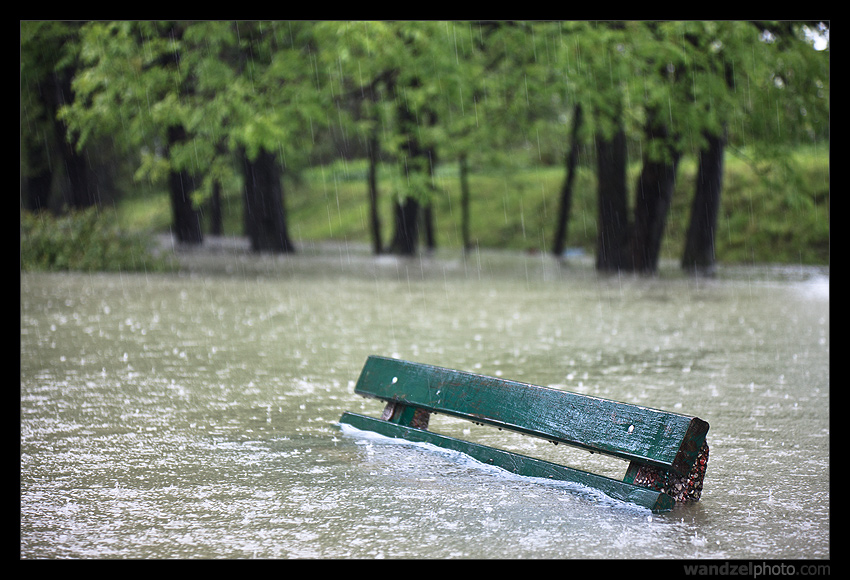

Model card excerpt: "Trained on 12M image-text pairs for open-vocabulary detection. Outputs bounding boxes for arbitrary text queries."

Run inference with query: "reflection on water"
[21,245,829,558]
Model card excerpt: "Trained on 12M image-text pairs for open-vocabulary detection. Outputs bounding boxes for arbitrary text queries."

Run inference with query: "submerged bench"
[339,356,709,513]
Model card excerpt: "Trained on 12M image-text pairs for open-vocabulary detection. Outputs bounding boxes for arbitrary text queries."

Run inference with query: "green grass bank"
[23,145,828,271]
[271,144,829,265]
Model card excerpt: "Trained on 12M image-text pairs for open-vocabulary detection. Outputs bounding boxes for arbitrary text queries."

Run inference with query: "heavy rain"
[21,21,829,561]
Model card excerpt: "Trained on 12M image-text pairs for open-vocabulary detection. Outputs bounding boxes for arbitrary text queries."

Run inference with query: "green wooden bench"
[339,356,709,513]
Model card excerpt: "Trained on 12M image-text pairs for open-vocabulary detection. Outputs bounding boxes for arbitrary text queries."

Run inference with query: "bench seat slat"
[355,356,708,475]
[340,411,674,513]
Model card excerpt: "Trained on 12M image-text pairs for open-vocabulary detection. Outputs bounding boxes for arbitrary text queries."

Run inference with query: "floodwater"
[20,242,829,559]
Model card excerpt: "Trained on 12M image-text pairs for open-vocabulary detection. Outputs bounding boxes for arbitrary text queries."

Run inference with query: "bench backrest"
[355,355,708,476]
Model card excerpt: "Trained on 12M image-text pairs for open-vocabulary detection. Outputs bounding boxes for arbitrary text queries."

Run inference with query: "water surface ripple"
[21,246,829,558]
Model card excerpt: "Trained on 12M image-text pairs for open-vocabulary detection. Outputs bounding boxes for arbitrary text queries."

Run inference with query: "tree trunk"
[242,148,296,254]
[682,131,725,275]
[390,96,436,256]
[57,117,94,208]
[632,153,680,274]
[390,197,420,255]
[21,23,95,213]
[552,104,583,258]
[166,126,203,245]
[167,167,203,245]
[208,179,223,236]
[23,136,53,212]
[460,153,472,251]
[422,203,435,252]
[53,67,96,209]
[595,127,631,272]
[367,127,383,254]
[206,141,227,236]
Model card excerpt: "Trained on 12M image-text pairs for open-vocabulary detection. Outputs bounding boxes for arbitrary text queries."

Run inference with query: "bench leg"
[380,401,431,430]
[625,442,709,503]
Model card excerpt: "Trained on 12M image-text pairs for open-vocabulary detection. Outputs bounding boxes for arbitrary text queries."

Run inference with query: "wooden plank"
[339,411,675,513]
[355,356,708,475]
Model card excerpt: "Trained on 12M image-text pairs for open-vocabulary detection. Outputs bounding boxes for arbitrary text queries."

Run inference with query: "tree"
[595,121,631,272]
[559,21,829,274]
[631,116,681,273]
[389,77,439,255]
[220,21,325,253]
[319,21,467,256]
[61,21,205,243]
[21,22,95,211]
[384,23,445,256]
[455,21,577,254]
[313,21,400,254]
[682,131,725,273]
[242,148,295,252]
[62,21,327,252]
[159,23,203,244]
[551,104,584,258]
[628,23,691,273]
[573,22,636,272]
[674,21,828,273]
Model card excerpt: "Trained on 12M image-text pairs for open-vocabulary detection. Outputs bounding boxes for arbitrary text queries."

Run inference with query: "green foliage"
[59,20,327,211]
[20,208,175,272]
[20,21,85,178]
[56,20,830,169]
[27,21,828,267]
[710,148,830,264]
